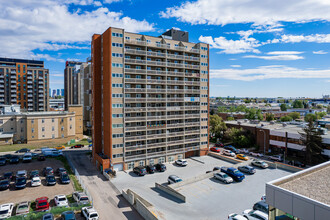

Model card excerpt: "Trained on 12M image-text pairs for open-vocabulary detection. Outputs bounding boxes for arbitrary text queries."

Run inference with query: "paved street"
[65,150,142,220]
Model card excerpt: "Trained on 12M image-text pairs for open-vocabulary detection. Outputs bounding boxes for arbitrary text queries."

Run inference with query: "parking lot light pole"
[259,129,266,156]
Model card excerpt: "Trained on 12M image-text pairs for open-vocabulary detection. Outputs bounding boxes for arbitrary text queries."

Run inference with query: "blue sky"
[1,0,330,98]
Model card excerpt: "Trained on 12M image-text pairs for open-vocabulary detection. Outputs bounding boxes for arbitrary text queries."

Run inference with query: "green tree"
[265,113,274,122]
[305,113,317,122]
[245,108,263,121]
[280,104,288,111]
[316,104,324,109]
[327,105,330,113]
[210,115,227,140]
[280,115,293,122]
[299,119,323,164]
[217,106,228,113]
[227,117,234,121]
[292,100,304,108]
[316,112,327,119]
[210,109,215,115]
[288,112,300,120]
[225,127,254,147]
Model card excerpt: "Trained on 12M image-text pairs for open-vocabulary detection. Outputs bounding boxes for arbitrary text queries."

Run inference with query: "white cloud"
[160,0,330,26]
[230,65,241,68]
[244,54,304,60]
[0,0,154,59]
[267,51,304,55]
[313,50,328,54]
[30,54,65,63]
[278,34,330,43]
[199,35,261,54]
[210,65,330,81]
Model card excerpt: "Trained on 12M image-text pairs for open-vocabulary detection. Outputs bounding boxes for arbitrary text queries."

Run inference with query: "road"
[65,150,142,220]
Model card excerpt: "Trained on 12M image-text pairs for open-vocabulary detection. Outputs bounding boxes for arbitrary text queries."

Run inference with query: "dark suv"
[146,165,156,174]
[133,166,147,176]
[155,163,166,172]
[253,201,269,214]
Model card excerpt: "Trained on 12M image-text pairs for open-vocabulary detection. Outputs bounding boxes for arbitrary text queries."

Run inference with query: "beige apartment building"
[0,105,83,145]
[0,58,49,112]
[92,27,209,171]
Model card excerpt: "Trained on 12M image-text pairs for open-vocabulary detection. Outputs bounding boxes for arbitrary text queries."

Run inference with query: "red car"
[73,144,84,148]
[215,142,224,147]
[210,147,221,153]
[35,197,49,211]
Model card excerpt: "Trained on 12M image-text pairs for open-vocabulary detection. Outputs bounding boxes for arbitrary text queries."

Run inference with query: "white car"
[81,206,99,220]
[251,159,269,168]
[175,159,187,166]
[31,177,41,187]
[54,195,68,207]
[228,213,248,220]
[239,149,249,154]
[214,172,233,184]
[268,155,282,162]
[250,152,263,157]
[73,192,90,205]
[0,203,14,219]
[261,195,266,201]
[223,150,235,157]
[242,209,268,220]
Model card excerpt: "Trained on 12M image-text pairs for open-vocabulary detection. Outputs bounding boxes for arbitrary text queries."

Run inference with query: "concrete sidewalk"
[65,151,143,220]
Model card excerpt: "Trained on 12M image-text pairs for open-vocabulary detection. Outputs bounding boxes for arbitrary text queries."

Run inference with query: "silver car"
[214,172,233,184]
[16,201,29,216]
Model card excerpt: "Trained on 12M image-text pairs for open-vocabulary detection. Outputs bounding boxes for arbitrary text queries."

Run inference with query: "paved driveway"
[65,151,142,220]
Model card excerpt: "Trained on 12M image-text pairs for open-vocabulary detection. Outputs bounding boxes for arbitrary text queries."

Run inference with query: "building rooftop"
[270,161,330,206]
[0,57,44,65]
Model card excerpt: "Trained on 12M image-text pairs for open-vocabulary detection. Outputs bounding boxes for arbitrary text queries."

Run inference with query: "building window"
[0,128,3,132]
[42,119,45,123]
[21,128,24,132]
[112,134,123,138]
[127,162,134,170]
[112,33,123,37]
[168,156,174,162]
[32,128,34,133]
[139,160,144,166]
[52,118,54,123]
[42,127,45,132]
[149,159,154,165]
[32,136,34,138]
[112,104,123,108]
[112,53,123,58]
[113,144,123,148]
[112,83,123,88]
[112,114,123,118]
[113,153,123,158]
[0,120,2,124]
[112,43,123,47]
[112,73,123,78]
[70,125,72,129]
[52,126,54,131]
[159,157,165,163]
[61,126,64,131]
[52,134,55,139]
[112,63,123,68]
[70,117,72,121]
[112,124,123,128]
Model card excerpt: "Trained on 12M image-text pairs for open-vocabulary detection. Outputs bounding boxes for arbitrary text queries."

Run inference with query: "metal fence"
[65,155,94,206]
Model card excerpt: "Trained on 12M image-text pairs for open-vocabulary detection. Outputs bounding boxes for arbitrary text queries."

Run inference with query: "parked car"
[72,192,90,205]
[213,172,233,184]
[60,173,71,184]
[16,170,27,178]
[221,167,245,182]
[251,159,269,168]
[0,157,6,166]
[210,147,221,153]
[3,172,14,181]
[72,144,84,148]
[242,209,268,220]
[37,154,46,161]
[22,153,32,163]
[239,148,250,154]
[236,154,249,161]
[250,152,263,157]
[0,179,10,190]
[15,148,30,153]
[55,145,65,150]
[175,159,188,166]
[54,195,68,207]
[133,166,147,176]
[253,201,269,214]
[42,213,54,220]
[223,150,235,157]
[215,142,224,148]
[61,211,76,220]
[238,166,256,174]
[261,195,266,201]
[168,175,182,184]
[0,203,14,219]
[81,206,99,220]
[15,201,30,216]
[43,167,54,176]
[268,154,283,162]
[146,165,156,174]
[31,177,41,187]
[9,155,20,164]
[228,213,248,220]
[15,177,27,189]
[30,170,39,179]
[155,163,166,172]
[56,168,67,176]
[288,160,305,167]
[3,154,12,160]
[46,175,56,186]
[35,197,49,211]
[224,145,239,154]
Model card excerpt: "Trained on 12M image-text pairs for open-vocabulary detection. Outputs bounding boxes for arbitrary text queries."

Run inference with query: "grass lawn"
[0,138,90,153]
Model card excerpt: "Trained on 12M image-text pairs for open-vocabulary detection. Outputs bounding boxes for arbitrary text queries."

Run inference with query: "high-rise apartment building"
[91,27,209,171]
[64,61,92,134]
[61,89,64,97]
[0,58,49,111]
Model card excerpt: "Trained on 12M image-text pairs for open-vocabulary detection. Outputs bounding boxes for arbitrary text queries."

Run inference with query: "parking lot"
[111,156,292,220]
[0,157,74,204]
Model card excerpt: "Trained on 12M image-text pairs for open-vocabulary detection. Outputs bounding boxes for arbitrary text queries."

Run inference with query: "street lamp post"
[259,129,266,156]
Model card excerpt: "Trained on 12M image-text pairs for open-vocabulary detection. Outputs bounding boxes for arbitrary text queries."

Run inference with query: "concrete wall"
[208,152,242,164]
[155,182,186,202]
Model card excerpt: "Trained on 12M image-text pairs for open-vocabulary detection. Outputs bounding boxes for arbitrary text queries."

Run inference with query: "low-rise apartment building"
[226,120,330,158]
[0,105,83,145]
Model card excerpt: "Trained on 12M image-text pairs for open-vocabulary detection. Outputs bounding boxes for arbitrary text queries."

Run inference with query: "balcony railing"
[147,51,166,57]
[167,71,184,76]
[147,115,167,120]
[167,131,184,137]
[146,70,166,75]
[184,89,200,93]
[147,142,166,148]
[125,48,147,55]
[147,88,166,93]
[185,64,200,69]
[147,107,167,111]
[125,68,146,74]
[147,79,166,84]
[146,151,167,158]
[125,135,146,141]
[167,148,185,155]
[185,122,200,126]
[185,130,200,134]
[125,58,146,65]
[167,123,185,128]
[167,80,184,85]
[125,98,147,102]
[147,98,166,102]
[125,126,146,131]
[167,63,184,68]
[185,138,200,143]
[185,106,200,110]
[146,133,166,139]
[125,88,146,93]
[166,115,184,119]
[125,107,146,112]
[147,60,167,66]
[125,39,147,46]
[185,114,200,118]
[125,154,147,161]
[167,139,185,145]
[125,145,146,151]
[167,98,184,102]
[167,54,184,60]
[167,89,185,93]
[166,106,184,111]
[185,81,200,86]
[124,116,146,122]
[185,56,200,61]
[125,78,146,84]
